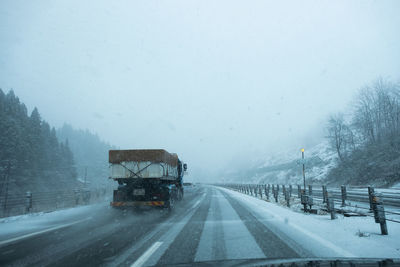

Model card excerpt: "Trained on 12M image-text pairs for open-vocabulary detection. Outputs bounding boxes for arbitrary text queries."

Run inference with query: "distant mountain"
[57,124,115,188]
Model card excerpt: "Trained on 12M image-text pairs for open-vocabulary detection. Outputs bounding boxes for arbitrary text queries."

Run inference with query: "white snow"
[392,183,400,189]
[0,203,107,242]
[220,187,400,258]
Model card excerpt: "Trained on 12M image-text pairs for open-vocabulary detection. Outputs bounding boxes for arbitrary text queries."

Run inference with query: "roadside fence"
[0,187,111,218]
[220,183,400,235]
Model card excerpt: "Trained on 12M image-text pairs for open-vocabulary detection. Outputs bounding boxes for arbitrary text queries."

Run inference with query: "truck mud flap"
[110,201,165,207]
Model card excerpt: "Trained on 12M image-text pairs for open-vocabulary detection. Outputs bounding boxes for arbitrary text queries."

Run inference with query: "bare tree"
[327,113,351,161]
[325,78,400,185]
[353,78,400,145]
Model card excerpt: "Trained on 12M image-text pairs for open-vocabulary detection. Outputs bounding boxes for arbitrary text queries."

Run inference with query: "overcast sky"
[1,0,399,180]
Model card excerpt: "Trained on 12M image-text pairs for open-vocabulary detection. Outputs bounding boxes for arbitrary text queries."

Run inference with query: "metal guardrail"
[0,188,111,218]
[220,183,400,235]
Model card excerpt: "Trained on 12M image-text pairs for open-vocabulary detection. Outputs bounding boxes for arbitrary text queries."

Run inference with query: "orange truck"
[109,149,186,210]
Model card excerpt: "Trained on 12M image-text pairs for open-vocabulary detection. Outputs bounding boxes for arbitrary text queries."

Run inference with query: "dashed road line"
[130,241,163,267]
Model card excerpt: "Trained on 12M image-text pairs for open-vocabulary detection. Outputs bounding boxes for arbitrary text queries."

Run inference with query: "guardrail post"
[265,184,270,201]
[74,189,80,205]
[308,185,313,196]
[259,185,263,199]
[308,195,313,210]
[273,185,278,202]
[254,185,258,198]
[341,185,347,207]
[368,186,375,211]
[282,185,286,196]
[371,193,388,235]
[322,185,327,203]
[297,185,301,198]
[25,191,32,213]
[289,185,292,197]
[285,190,290,207]
[300,190,307,212]
[83,190,91,204]
[327,194,336,220]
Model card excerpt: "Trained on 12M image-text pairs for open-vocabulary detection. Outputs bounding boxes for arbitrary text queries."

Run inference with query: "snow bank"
[221,187,400,258]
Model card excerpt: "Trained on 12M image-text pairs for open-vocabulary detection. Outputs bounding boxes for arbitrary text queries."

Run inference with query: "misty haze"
[1,1,400,266]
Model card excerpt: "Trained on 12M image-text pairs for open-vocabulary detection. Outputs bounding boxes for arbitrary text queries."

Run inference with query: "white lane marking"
[130,241,163,267]
[0,218,91,247]
[111,194,206,267]
[141,193,207,267]
[192,199,201,209]
[217,190,265,260]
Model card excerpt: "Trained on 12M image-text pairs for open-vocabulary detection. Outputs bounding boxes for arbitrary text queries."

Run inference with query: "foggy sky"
[1,0,399,181]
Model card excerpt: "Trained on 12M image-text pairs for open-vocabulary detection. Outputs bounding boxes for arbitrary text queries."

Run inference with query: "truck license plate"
[133,189,145,196]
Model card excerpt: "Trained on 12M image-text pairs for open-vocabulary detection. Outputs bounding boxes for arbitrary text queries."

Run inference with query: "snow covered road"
[0,185,399,266]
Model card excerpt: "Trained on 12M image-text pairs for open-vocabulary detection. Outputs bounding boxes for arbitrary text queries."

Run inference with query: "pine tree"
[0,89,78,193]
[28,107,43,177]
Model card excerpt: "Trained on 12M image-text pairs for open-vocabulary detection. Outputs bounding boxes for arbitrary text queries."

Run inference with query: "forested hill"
[0,89,78,194]
[57,124,114,188]
[222,78,400,187]
[325,78,400,186]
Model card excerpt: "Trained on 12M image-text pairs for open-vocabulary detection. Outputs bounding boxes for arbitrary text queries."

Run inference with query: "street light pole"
[301,148,306,191]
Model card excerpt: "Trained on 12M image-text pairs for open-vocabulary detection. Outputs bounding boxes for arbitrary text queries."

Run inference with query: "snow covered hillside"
[222,141,338,185]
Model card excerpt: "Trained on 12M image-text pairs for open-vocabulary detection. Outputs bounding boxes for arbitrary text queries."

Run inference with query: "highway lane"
[0,185,311,266]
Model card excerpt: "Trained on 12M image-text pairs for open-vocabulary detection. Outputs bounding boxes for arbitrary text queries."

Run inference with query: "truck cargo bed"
[109,149,179,180]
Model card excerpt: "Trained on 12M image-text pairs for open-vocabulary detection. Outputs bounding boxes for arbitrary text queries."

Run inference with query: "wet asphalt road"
[0,185,310,266]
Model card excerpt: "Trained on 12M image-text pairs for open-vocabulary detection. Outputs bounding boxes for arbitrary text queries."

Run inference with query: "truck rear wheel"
[165,197,174,211]
[176,188,183,201]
